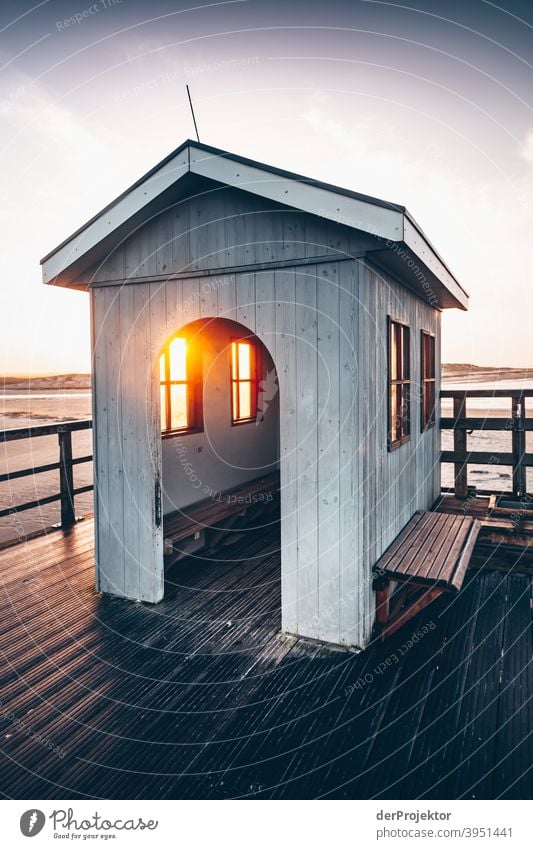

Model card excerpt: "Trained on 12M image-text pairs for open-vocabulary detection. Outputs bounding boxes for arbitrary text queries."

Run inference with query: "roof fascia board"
[402,217,468,309]
[41,140,467,311]
[42,146,190,284]
[365,246,467,311]
[188,147,404,243]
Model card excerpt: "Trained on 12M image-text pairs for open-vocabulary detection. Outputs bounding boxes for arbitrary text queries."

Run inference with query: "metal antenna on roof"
[186,84,200,143]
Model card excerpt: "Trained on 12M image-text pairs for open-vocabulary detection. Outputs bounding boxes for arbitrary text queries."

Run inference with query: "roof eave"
[41,139,468,310]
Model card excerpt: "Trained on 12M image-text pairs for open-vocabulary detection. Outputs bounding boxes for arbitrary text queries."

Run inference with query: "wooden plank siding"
[89,193,441,647]
[89,188,378,286]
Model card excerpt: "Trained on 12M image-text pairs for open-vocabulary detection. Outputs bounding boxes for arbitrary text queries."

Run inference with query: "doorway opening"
[159,317,280,572]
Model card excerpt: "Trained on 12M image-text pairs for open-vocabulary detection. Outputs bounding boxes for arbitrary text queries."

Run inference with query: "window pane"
[390,384,399,443]
[424,381,435,427]
[232,381,239,421]
[160,385,167,431]
[169,337,187,381]
[159,353,166,382]
[170,384,188,430]
[238,342,251,379]
[231,341,238,379]
[422,334,428,380]
[400,383,410,436]
[390,323,398,381]
[401,326,409,380]
[239,382,252,419]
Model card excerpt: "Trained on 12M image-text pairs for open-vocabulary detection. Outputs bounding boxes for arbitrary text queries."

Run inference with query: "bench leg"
[375,581,391,628]
[382,586,445,639]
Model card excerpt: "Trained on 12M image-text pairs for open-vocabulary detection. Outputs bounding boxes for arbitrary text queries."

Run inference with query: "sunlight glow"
[231,340,254,421]
[238,342,251,379]
[169,337,187,381]
[170,385,188,430]
[239,382,252,419]
[161,336,189,431]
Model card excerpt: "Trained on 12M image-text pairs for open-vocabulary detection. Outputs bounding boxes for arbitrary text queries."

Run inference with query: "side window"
[421,331,436,431]
[388,318,411,450]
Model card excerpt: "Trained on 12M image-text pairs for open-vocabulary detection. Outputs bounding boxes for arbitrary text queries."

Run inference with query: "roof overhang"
[41,140,468,310]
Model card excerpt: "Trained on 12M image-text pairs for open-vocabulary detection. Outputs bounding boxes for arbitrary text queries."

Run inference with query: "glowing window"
[388,318,411,450]
[231,339,258,423]
[160,336,201,434]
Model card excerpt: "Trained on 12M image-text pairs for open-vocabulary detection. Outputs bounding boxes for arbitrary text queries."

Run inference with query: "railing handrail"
[439,387,530,498]
[441,388,533,398]
[0,418,93,527]
[0,418,92,443]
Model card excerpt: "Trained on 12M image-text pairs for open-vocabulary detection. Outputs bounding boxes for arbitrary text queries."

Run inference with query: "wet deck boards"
[0,520,531,799]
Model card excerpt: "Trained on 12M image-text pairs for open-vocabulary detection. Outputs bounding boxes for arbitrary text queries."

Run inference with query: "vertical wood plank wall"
[91,259,440,646]
[90,193,441,647]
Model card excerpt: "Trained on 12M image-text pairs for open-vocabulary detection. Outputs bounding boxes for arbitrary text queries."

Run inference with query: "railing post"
[453,392,468,499]
[58,428,75,529]
[511,395,526,498]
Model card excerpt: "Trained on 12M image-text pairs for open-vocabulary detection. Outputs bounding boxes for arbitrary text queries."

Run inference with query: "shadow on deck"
[0,519,531,800]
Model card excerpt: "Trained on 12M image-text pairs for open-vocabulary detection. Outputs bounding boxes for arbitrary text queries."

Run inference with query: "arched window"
[159,335,202,435]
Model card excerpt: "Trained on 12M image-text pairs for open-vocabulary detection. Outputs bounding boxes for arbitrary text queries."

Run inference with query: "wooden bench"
[372,510,481,639]
[163,472,280,561]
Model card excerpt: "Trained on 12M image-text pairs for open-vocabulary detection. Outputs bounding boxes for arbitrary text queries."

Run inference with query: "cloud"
[520,128,533,167]
[301,107,533,366]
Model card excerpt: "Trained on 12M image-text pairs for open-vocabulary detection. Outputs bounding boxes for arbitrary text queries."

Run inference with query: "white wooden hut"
[41,140,468,649]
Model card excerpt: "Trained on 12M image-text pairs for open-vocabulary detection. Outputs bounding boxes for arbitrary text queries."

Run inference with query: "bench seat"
[373,510,481,639]
[163,472,280,558]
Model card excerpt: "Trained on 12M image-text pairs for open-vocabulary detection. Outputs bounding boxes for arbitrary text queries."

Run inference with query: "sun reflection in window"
[160,336,189,432]
[231,340,255,421]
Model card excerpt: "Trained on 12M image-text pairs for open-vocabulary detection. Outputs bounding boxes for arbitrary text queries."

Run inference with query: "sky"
[0,0,532,373]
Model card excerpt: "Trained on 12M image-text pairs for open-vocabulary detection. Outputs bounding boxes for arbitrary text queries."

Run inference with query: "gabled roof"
[41,139,468,310]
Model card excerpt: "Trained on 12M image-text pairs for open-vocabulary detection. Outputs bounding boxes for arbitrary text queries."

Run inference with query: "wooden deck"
[0,519,531,800]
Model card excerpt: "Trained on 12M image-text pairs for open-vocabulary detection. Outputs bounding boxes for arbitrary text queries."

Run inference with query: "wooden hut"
[41,140,468,649]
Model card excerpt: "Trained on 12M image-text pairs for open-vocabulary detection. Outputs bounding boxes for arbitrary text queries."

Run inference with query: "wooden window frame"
[230,337,260,425]
[421,330,436,432]
[160,334,203,438]
[387,316,411,451]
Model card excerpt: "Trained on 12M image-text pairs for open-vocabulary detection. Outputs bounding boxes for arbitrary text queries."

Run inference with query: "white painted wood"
[189,147,404,243]
[102,286,125,596]
[294,265,318,639]
[42,146,189,284]
[403,217,468,309]
[119,283,140,601]
[90,288,108,591]
[338,260,362,647]
[216,272,236,321]
[316,262,341,644]
[86,182,446,647]
[274,268,298,635]
[136,283,163,603]
[236,272,256,333]
[42,142,467,312]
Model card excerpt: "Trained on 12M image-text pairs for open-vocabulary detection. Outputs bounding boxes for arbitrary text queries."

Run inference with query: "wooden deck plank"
[0,519,531,800]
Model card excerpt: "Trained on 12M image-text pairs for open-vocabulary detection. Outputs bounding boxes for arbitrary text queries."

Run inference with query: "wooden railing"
[0,420,93,528]
[440,390,533,498]
[1,390,531,526]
